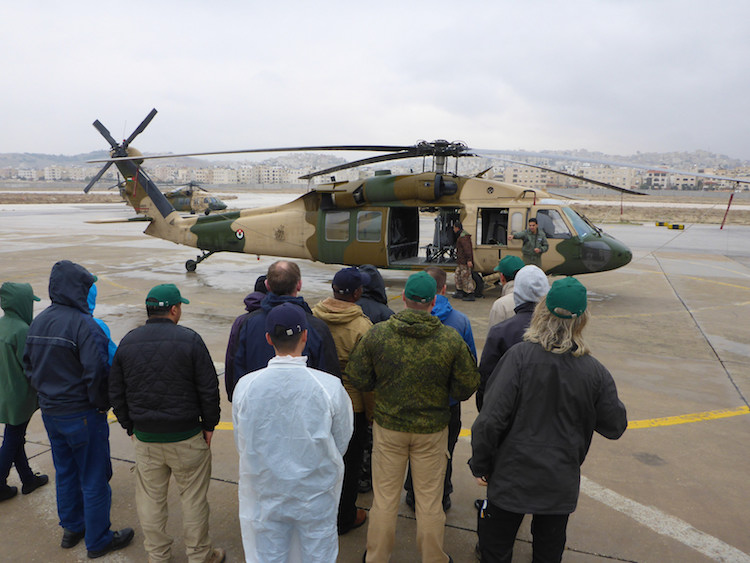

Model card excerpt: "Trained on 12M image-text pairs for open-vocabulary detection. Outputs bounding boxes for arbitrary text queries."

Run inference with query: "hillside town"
[2,152,750,191]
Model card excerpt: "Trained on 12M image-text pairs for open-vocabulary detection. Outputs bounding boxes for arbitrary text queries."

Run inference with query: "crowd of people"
[0,251,627,563]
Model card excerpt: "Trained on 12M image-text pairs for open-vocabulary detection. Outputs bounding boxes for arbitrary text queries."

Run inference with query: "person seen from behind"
[470,277,627,563]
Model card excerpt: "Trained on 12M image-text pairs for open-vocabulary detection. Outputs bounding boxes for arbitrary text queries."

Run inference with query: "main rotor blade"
[83,161,113,193]
[87,144,416,163]
[124,108,158,147]
[299,150,420,180]
[494,157,647,195]
[93,120,119,149]
[474,148,750,185]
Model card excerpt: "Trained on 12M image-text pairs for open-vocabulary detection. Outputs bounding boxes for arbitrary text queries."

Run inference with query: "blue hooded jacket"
[87,284,117,366]
[230,292,341,401]
[24,260,111,414]
[431,294,477,406]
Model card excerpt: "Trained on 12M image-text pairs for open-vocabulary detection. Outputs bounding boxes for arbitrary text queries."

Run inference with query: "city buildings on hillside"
[2,160,749,190]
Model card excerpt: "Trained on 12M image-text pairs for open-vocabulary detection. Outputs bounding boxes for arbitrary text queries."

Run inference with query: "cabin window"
[325,211,350,241]
[357,211,382,242]
[510,212,524,234]
[478,208,508,245]
[536,209,572,239]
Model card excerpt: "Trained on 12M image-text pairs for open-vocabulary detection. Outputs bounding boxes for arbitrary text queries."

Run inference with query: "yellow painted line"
[459,406,750,437]
[626,406,750,429]
[110,406,750,435]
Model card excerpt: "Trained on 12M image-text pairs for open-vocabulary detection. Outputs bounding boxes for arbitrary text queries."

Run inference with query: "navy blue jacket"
[476,301,536,411]
[24,261,111,414]
[230,293,341,401]
[224,291,266,398]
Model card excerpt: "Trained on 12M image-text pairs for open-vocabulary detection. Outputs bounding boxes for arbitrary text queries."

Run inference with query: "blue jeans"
[0,420,34,487]
[42,409,114,551]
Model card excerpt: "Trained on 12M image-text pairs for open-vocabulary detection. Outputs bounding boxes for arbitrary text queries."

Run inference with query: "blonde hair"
[523,298,590,357]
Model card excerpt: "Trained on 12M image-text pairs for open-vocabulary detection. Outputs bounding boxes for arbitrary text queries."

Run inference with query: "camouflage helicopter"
[109,178,227,215]
[86,109,637,276]
[164,182,227,215]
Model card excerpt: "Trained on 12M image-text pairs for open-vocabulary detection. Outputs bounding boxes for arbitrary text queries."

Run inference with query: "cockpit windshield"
[562,207,599,237]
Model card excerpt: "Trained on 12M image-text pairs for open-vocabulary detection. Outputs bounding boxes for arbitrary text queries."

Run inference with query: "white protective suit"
[232,355,353,563]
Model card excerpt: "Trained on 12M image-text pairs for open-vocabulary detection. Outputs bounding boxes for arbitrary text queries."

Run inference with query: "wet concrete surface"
[1,202,749,562]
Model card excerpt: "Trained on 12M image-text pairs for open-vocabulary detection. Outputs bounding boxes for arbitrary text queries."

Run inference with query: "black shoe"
[61,528,85,549]
[405,490,415,509]
[87,528,134,559]
[462,294,476,302]
[358,477,372,493]
[22,473,49,495]
[452,291,466,299]
[0,485,18,502]
[443,496,452,511]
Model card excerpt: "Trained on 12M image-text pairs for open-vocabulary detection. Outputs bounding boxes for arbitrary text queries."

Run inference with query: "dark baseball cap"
[333,267,370,295]
[265,302,308,337]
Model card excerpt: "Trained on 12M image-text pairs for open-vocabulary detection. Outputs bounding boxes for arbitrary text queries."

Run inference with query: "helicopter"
[85,109,638,276]
[107,178,227,215]
[163,182,227,215]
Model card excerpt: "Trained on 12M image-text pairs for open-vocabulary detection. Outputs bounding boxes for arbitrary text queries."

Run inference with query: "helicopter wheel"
[204,209,210,215]
[186,260,197,272]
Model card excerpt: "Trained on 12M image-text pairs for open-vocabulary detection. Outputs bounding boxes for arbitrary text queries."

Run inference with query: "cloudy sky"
[3,1,750,160]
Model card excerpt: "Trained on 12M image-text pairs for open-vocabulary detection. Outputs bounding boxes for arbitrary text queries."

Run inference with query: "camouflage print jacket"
[346,308,479,434]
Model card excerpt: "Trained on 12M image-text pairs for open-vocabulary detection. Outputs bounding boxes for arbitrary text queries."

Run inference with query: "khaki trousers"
[134,433,213,563]
[366,422,450,563]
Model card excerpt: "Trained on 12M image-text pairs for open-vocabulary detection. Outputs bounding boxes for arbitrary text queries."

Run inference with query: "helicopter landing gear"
[185,250,216,272]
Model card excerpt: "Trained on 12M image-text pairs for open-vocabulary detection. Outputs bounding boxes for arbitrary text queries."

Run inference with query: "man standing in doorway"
[452,221,476,301]
[509,217,549,267]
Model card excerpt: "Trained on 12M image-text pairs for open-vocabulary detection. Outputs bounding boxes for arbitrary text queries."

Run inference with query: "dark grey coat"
[470,341,627,514]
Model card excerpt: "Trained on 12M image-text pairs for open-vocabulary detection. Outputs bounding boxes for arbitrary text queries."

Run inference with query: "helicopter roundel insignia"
[236,229,244,239]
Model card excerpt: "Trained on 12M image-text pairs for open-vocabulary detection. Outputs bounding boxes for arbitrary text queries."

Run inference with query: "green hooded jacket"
[346,308,479,433]
[0,282,39,425]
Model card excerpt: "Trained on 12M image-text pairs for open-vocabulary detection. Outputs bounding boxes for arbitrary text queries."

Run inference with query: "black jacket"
[470,341,627,514]
[110,317,220,435]
[476,301,535,411]
[24,260,111,414]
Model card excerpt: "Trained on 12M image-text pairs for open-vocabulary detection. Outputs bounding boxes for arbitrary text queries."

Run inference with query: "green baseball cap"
[546,277,587,318]
[494,255,525,277]
[404,271,437,304]
[145,284,189,307]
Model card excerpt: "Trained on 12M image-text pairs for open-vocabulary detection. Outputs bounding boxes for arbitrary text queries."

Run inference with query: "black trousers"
[338,411,367,531]
[477,500,569,563]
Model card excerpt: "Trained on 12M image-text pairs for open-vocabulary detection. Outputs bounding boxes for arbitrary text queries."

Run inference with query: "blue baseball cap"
[333,267,371,295]
[266,302,307,337]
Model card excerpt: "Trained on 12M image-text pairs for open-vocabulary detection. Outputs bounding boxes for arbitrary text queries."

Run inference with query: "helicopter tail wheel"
[185,249,216,272]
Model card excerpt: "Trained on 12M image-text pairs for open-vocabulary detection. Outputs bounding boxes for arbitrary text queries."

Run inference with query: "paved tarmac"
[1,201,749,562]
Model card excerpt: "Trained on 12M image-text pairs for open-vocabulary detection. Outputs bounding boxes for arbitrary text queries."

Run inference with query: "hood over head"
[0,282,40,325]
[513,265,550,308]
[49,260,97,314]
[358,264,388,305]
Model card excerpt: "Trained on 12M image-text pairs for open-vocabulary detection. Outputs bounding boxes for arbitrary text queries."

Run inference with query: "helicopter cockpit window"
[478,208,509,245]
[536,209,571,239]
[357,211,382,242]
[562,207,595,237]
[325,211,350,241]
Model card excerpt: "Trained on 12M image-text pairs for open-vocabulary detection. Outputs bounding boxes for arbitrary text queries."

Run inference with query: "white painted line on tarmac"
[581,476,750,562]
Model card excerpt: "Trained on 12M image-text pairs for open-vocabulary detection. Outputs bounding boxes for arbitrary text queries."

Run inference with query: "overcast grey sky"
[3,1,749,160]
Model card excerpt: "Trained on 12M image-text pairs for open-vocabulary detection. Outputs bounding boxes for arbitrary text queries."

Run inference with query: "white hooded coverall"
[232,355,353,563]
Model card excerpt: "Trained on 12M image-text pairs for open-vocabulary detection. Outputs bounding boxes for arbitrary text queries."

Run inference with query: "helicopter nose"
[581,238,632,272]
